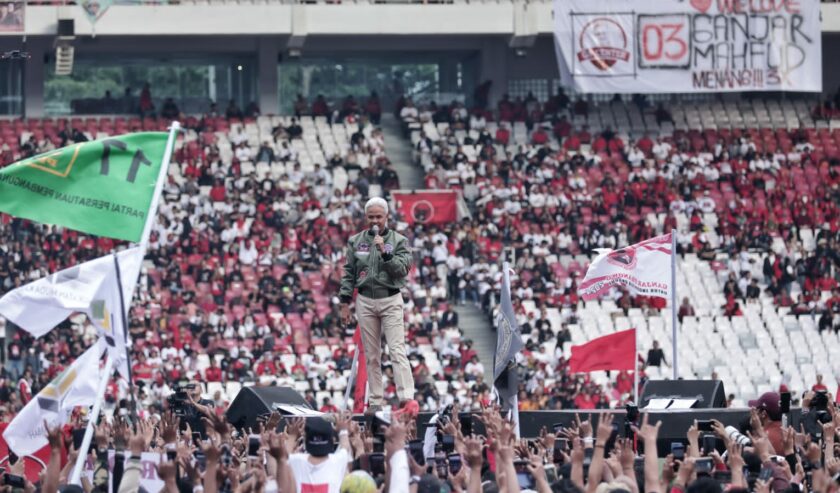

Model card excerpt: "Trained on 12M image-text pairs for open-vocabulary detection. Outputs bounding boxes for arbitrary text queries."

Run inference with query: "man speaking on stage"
[339,197,416,413]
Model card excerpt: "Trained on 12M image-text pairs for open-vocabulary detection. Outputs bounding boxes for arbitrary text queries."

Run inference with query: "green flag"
[0,132,169,242]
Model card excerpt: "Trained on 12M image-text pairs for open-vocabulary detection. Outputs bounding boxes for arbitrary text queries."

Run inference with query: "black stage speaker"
[57,19,74,37]
[226,386,311,431]
[640,379,727,409]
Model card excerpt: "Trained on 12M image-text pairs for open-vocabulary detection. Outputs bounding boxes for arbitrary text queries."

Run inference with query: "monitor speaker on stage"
[226,386,311,431]
[640,379,727,409]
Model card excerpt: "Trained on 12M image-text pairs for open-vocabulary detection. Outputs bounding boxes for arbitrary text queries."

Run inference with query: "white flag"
[578,233,673,301]
[3,344,102,456]
[0,246,143,379]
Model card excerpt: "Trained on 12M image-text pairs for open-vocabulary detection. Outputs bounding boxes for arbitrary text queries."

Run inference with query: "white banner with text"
[553,0,822,93]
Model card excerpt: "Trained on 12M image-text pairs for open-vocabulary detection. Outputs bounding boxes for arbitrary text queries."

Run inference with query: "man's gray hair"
[364,197,389,214]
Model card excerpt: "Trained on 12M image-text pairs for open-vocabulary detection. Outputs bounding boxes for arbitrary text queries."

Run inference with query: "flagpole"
[634,328,639,405]
[511,390,520,439]
[70,354,114,486]
[71,122,180,485]
[113,254,138,423]
[671,229,678,380]
[139,121,180,255]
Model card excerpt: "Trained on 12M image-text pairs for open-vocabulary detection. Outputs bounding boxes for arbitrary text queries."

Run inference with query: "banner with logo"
[3,345,102,457]
[0,247,143,381]
[391,191,458,226]
[553,0,822,93]
[578,233,673,300]
[0,132,169,242]
[80,0,113,25]
[0,2,23,32]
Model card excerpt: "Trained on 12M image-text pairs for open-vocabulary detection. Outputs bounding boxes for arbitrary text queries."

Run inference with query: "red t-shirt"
[205,367,223,382]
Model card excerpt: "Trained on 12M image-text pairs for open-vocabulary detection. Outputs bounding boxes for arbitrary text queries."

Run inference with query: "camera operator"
[166,382,214,438]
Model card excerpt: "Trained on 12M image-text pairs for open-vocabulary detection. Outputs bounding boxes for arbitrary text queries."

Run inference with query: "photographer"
[801,390,834,441]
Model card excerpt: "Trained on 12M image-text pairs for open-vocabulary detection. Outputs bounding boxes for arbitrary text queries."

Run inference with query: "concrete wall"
[9,2,839,38]
[1,1,837,116]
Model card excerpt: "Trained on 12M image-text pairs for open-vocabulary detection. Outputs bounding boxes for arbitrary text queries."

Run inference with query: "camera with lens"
[725,426,752,447]
[168,384,197,418]
[167,384,210,438]
[812,390,831,422]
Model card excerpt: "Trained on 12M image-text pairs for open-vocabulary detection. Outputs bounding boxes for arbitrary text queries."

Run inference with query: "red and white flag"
[578,233,673,301]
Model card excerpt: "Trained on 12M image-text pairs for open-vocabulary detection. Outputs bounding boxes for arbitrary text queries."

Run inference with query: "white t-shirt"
[288,448,350,493]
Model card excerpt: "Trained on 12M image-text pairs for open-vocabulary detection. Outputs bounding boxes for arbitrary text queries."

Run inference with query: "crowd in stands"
[3,388,839,493]
[0,101,496,421]
[398,89,840,410]
[1,86,839,425]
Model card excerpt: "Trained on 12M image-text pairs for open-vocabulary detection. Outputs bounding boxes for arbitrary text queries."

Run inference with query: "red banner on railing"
[392,191,457,225]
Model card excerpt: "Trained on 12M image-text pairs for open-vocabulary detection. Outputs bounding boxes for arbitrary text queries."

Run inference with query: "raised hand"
[576,413,593,439]
[384,417,408,458]
[570,437,584,463]
[265,411,282,432]
[749,433,772,462]
[618,438,635,472]
[687,421,700,446]
[826,456,840,476]
[130,419,155,456]
[675,456,696,486]
[464,435,484,470]
[539,426,557,454]
[201,413,232,443]
[113,418,130,450]
[823,420,837,442]
[156,455,178,484]
[514,439,530,460]
[595,412,615,444]
[710,419,730,445]
[631,413,661,442]
[750,409,766,438]
[44,420,63,451]
[94,421,111,450]
[285,417,305,441]
[783,426,795,455]
[334,411,352,433]
[161,411,180,445]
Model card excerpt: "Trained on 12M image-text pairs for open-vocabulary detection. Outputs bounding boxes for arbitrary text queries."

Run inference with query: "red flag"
[352,327,367,413]
[0,423,66,483]
[392,191,457,225]
[569,329,636,373]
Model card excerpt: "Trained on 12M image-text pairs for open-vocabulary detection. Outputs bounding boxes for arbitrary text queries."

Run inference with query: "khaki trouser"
[356,293,415,404]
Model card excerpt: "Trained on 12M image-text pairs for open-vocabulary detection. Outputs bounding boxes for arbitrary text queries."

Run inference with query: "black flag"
[493,262,524,413]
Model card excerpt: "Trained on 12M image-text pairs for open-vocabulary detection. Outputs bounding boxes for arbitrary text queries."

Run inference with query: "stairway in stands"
[379,114,425,190]
[456,303,496,381]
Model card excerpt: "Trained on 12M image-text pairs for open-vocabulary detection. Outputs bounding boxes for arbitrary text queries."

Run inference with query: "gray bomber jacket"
[339,227,412,303]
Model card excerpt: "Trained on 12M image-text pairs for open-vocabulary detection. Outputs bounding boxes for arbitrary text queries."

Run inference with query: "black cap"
[305,417,335,457]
